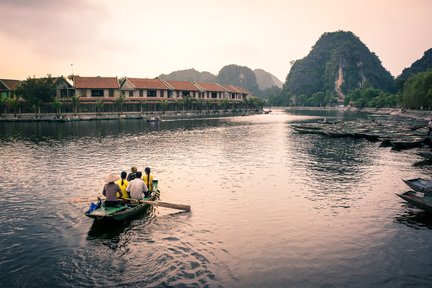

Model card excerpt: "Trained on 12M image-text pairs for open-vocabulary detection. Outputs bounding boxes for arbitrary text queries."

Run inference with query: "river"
[1,108,431,287]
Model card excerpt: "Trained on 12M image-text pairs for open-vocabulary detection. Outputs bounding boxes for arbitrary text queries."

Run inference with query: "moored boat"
[85,180,159,221]
[397,190,432,213]
[403,178,432,194]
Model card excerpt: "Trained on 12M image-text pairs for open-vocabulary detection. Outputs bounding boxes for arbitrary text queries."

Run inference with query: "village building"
[73,76,120,102]
[0,79,21,98]
[120,78,169,100]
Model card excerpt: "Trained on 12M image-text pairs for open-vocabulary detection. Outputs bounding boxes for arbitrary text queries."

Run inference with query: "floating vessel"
[397,190,432,213]
[85,180,159,221]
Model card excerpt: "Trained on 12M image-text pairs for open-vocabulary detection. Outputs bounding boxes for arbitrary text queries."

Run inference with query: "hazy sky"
[1,0,431,82]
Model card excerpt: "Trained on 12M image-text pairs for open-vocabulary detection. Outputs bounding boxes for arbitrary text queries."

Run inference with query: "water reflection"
[395,209,432,230]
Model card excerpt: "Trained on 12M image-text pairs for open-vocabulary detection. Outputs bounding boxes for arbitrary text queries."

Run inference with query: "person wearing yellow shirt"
[115,171,129,200]
[143,167,154,195]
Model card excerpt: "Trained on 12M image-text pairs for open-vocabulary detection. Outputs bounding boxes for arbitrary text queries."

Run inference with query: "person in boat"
[102,173,122,207]
[115,171,129,200]
[127,166,138,181]
[126,171,148,199]
[427,119,432,137]
[142,167,154,195]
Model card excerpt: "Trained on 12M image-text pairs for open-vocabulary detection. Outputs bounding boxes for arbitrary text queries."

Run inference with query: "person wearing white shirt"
[126,171,148,199]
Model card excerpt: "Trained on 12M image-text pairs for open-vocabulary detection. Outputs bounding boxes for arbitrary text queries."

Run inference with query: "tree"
[52,97,62,116]
[160,100,168,115]
[15,75,59,117]
[96,99,104,115]
[71,96,80,115]
[401,70,432,109]
[115,94,126,115]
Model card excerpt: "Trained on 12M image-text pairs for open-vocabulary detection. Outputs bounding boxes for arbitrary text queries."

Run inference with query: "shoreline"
[285,106,432,120]
[0,110,260,123]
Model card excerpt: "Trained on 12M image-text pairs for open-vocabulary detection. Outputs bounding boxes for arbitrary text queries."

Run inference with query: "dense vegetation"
[400,70,432,109]
[280,31,396,105]
[396,48,432,90]
[216,64,260,96]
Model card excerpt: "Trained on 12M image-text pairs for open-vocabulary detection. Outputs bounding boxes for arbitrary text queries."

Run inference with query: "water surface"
[1,109,431,287]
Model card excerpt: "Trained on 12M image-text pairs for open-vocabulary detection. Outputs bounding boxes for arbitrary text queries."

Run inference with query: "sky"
[0,0,431,82]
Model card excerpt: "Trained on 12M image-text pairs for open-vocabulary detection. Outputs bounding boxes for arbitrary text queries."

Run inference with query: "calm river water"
[1,108,432,287]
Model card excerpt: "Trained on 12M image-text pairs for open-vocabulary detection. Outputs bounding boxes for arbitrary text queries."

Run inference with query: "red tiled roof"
[74,76,119,89]
[232,85,251,94]
[166,80,201,91]
[222,84,242,93]
[0,79,21,90]
[127,78,169,90]
[195,82,227,92]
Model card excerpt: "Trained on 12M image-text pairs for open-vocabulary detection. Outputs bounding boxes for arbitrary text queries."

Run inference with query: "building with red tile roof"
[73,76,120,100]
[0,79,21,98]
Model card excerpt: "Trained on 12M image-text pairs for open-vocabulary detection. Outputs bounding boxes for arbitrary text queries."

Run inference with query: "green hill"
[396,48,432,90]
[282,31,396,102]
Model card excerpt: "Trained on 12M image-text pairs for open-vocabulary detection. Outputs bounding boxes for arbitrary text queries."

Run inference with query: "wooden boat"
[85,180,159,221]
[397,190,432,213]
[147,116,160,122]
[390,138,424,150]
[417,151,432,160]
[403,178,432,194]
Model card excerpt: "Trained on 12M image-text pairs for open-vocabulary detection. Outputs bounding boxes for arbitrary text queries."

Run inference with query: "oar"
[69,196,105,203]
[125,198,191,212]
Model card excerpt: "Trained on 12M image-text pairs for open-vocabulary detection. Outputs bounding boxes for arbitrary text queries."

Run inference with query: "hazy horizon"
[0,0,431,82]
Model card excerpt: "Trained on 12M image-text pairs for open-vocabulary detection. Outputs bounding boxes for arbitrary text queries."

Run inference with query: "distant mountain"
[254,69,283,89]
[216,64,260,95]
[282,30,396,100]
[159,65,280,96]
[159,68,216,83]
[396,48,432,89]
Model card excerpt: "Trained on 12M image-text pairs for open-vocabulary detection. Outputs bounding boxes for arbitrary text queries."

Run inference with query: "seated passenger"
[143,167,154,195]
[115,171,129,200]
[102,173,122,207]
[126,171,148,199]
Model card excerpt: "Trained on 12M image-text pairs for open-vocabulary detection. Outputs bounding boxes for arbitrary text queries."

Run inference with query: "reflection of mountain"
[288,127,378,209]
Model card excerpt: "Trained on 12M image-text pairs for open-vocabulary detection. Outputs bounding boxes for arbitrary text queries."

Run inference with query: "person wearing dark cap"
[143,167,154,195]
[102,173,122,207]
[127,166,138,181]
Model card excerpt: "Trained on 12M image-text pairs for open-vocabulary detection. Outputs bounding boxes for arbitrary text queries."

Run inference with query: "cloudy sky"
[0,0,431,82]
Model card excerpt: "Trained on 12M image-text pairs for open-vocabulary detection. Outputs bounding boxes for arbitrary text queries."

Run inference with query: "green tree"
[115,94,126,115]
[52,97,62,116]
[160,100,168,115]
[96,99,104,115]
[401,70,432,109]
[15,75,59,117]
[71,96,80,115]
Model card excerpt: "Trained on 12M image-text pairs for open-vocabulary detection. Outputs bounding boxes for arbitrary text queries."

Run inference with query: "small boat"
[403,178,432,194]
[417,151,432,160]
[147,116,160,122]
[390,138,424,150]
[397,190,432,213]
[85,180,159,221]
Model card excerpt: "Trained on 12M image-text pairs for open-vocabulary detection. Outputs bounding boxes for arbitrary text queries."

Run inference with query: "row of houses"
[1,76,254,103]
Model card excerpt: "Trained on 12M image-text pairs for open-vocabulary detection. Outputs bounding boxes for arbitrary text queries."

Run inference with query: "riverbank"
[0,109,260,123]
[285,106,432,120]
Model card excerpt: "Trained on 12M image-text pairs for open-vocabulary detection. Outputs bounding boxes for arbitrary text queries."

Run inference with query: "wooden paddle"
[69,196,104,203]
[125,198,191,211]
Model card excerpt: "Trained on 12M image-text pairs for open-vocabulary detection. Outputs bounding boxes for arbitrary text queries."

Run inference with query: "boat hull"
[403,178,432,194]
[397,190,432,213]
[85,190,158,221]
